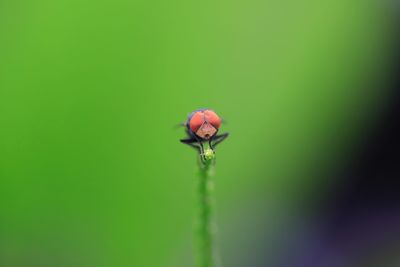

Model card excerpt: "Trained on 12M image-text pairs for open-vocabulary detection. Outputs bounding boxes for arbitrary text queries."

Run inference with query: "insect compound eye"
[204,110,221,129]
[189,112,204,133]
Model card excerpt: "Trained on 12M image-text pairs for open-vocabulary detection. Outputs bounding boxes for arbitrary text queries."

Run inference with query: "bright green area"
[0,1,392,266]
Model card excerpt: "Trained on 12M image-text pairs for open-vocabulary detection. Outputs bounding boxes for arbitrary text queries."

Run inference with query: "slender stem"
[196,157,217,267]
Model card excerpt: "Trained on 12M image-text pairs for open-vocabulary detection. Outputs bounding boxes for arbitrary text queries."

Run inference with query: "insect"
[180,109,229,162]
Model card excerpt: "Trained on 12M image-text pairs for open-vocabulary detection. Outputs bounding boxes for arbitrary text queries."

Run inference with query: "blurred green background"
[0,0,395,266]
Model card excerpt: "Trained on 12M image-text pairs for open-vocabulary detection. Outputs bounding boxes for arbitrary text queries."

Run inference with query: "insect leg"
[208,139,214,151]
[180,138,201,153]
[211,132,229,148]
[180,137,207,162]
[196,138,206,162]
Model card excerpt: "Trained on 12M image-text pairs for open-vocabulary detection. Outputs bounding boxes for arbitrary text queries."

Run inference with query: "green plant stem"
[196,159,216,267]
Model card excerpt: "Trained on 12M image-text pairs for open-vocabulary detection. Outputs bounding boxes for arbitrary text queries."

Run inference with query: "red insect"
[180,108,229,161]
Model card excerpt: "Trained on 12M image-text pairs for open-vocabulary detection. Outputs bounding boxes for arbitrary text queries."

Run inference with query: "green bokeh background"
[0,1,394,266]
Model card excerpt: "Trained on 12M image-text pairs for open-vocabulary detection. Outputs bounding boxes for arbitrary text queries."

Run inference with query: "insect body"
[181,109,229,162]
